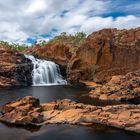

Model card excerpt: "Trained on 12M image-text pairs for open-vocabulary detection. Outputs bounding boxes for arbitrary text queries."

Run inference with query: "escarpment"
[67,28,140,84]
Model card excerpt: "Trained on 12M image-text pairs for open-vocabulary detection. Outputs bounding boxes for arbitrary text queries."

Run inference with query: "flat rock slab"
[90,70,140,103]
[80,80,102,88]
[1,96,140,133]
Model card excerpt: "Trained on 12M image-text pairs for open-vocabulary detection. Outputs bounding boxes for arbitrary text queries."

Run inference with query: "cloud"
[0,0,139,44]
[80,15,140,34]
[26,0,47,15]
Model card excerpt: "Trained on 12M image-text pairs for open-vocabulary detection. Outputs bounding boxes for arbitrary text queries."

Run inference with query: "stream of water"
[25,55,67,86]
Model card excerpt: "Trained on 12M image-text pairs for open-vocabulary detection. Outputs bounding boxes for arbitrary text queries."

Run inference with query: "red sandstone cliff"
[67,28,140,84]
[24,28,140,84]
[25,44,71,68]
[0,45,33,87]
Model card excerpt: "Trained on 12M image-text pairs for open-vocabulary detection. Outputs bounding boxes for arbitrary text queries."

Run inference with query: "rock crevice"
[68,28,140,84]
[1,96,140,133]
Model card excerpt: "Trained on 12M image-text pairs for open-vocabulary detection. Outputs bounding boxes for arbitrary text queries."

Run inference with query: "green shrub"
[46,32,86,53]
[91,64,99,75]
[136,39,140,46]
[0,41,27,51]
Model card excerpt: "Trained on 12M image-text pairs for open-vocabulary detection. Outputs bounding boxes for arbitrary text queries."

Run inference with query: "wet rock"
[0,45,33,87]
[1,96,140,133]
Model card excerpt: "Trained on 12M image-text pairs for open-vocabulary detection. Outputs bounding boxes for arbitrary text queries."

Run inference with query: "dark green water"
[0,86,140,140]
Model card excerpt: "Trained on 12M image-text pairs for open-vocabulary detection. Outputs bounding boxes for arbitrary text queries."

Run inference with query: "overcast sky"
[0,0,140,45]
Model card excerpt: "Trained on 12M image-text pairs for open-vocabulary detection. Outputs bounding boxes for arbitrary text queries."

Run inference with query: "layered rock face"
[25,44,71,77]
[1,96,140,133]
[90,69,140,102]
[0,45,33,87]
[68,28,140,84]
[25,44,71,67]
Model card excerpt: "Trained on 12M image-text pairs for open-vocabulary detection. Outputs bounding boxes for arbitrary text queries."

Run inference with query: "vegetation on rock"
[0,45,33,87]
[68,28,140,84]
[38,32,86,53]
[24,32,86,67]
[0,41,27,51]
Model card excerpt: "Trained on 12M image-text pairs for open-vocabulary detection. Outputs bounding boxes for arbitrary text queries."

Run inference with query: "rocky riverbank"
[0,45,33,87]
[89,69,140,103]
[1,96,140,133]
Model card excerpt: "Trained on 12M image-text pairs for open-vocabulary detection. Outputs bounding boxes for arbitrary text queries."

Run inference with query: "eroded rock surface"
[0,96,43,124]
[90,69,140,102]
[1,96,140,133]
[24,44,71,77]
[25,44,71,68]
[0,45,33,87]
[68,28,140,84]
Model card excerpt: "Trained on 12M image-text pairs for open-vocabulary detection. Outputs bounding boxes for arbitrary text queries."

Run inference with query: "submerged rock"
[90,69,140,103]
[1,96,140,133]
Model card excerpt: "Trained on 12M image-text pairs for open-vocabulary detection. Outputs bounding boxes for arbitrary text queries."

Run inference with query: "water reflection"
[0,86,140,140]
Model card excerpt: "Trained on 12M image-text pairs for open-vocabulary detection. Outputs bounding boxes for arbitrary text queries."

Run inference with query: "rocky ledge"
[68,28,140,84]
[1,96,140,133]
[0,45,33,87]
[90,69,140,103]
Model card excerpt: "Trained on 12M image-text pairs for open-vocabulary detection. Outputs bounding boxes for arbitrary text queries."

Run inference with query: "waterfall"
[25,55,67,86]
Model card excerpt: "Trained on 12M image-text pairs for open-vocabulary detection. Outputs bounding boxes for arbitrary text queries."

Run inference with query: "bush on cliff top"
[0,32,86,53]
[37,32,86,53]
[0,41,27,51]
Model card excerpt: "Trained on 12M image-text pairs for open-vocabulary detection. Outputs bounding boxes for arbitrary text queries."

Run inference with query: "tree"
[0,41,27,51]
[75,32,86,40]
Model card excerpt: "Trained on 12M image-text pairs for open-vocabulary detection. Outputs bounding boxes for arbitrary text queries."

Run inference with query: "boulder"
[0,96,43,124]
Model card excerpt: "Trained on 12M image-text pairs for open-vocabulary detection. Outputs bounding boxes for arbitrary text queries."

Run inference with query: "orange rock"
[1,96,140,133]
[89,69,140,102]
[0,45,33,87]
[25,44,71,67]
[68,28,140,84]
[118,111,131,121]
[0,96,43,125]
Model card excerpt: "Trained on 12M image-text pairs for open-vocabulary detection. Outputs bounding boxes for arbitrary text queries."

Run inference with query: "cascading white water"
[25,55,67,86]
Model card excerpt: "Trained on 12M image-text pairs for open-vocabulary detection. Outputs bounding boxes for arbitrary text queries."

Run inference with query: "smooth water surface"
[0,86,140,140]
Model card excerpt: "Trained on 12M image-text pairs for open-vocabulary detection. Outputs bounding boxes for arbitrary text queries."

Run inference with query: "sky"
[0,0,140,45]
